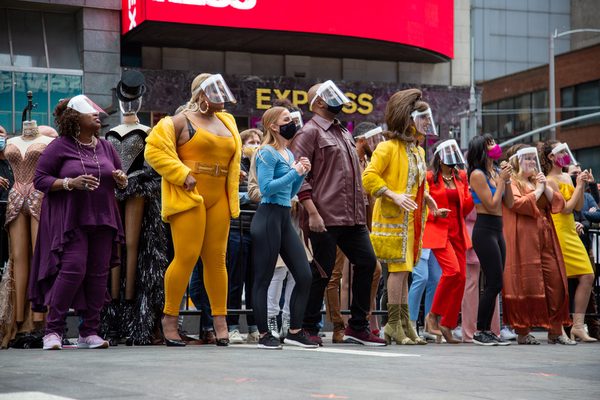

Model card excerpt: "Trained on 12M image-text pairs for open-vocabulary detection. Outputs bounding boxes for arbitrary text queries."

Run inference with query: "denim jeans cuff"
[228,324,241,332]
[248,325,258,333]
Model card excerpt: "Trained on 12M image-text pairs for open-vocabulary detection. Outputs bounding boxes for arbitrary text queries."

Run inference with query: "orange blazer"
[422,169,474,250]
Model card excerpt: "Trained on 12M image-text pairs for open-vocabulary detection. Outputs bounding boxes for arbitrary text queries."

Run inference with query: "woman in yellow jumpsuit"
[145,73,242,346]
[362,89,438,345]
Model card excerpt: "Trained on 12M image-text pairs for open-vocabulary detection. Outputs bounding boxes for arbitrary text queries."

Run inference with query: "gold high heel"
[384,304,414,345]
[400,304,427,345]
[570,314,598,342]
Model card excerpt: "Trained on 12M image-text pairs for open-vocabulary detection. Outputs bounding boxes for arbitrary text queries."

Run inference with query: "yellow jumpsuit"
[145,114,241,316]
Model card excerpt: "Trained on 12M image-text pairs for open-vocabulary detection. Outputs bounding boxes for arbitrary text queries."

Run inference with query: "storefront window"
[44,13,81,69]
[0,71,11,132]
[0,9,11,66]
[15,73,49,127]
[8,9,47,68]
[498,98,514,140]
[514,93,531,138]
[50,74,82,126]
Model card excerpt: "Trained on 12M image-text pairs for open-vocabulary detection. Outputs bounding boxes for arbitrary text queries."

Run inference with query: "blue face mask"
[0,137,6,151]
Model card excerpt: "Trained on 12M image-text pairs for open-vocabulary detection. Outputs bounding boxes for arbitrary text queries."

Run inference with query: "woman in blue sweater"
[251,106,316,349]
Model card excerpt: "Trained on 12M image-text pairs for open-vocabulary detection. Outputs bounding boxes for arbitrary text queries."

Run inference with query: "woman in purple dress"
[30,95,127,350]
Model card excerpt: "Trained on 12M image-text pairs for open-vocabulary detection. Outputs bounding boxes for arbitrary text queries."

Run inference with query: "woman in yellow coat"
[145,73,242,346]
[362,89,438,345]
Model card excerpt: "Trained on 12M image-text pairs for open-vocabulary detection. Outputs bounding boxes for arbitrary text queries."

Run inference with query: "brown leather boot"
[332,322,346,343]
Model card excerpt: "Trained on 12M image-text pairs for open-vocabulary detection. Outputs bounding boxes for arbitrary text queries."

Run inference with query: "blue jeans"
[227,229,256,332]
[408,249,442,321]
[189,257,213,330]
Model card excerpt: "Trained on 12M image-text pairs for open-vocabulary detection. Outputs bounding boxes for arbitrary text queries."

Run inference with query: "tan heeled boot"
[384,304,414,345]
[400,304,426,345]
[570,313,598,342]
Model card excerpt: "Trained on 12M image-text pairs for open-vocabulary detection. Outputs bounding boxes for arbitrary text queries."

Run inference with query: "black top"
[0,158,14,204]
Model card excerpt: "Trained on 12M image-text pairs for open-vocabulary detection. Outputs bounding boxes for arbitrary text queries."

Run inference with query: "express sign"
[122,0,454,58]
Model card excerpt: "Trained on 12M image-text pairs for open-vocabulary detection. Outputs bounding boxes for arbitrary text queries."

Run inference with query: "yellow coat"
[144,113,242,222]
[362,139,428,264]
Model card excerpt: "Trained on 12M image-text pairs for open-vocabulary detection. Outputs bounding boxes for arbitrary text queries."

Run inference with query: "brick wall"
[480,44,600,150]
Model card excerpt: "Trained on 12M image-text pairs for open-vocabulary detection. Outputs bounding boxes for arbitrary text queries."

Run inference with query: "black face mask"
[278,120,297,140]
[327,104,344,115]
[570,174,579,187]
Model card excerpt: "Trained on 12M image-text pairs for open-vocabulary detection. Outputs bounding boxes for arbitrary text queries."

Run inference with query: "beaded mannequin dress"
[99,71,169,345]
[0,120,53,348]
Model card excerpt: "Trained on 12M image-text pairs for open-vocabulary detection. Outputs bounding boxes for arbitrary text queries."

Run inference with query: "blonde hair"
[507,144,536,192]
[259,107,286,151]
[383,89,429,142]
[183,73,212,113]
[240,128,263,145]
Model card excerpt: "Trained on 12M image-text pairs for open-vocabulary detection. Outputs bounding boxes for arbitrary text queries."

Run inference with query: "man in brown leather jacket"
[289,81,386,346]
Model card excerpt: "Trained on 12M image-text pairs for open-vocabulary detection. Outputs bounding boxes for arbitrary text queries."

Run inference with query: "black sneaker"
[473,331,499,346]
[486,331,511,346]
[257,332,282,350]
[284,330,319,348]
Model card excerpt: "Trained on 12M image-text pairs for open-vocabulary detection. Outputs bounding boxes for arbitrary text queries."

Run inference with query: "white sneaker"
[453,326,463,340]
[246,330,260,344]
[267,316,280,340]
[229,329,244,344]
[500,327,517,341]
[281,318,290,339]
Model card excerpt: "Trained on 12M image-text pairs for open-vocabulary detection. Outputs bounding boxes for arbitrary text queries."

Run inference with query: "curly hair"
[53,98,82,138]
[382,89,429,142]
[537,140,560,175]
[506,144,536,192]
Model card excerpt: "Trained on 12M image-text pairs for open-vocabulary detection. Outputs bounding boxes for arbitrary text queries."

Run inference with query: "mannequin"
[101,70,170,345]
[0,120,53,347]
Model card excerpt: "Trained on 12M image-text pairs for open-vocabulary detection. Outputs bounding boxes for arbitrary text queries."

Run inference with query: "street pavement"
[0,331,599,400]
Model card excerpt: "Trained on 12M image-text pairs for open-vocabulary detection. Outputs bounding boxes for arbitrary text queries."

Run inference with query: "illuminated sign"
[122,0,454,58]
[255,88,373,115]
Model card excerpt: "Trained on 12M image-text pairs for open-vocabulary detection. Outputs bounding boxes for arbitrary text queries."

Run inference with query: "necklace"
[442,174,454,182]
[22,128,39,142]
[75,138,101,183]
[75,136,97,147]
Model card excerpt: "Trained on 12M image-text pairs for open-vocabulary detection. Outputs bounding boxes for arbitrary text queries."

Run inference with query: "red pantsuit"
[422,170,474,328]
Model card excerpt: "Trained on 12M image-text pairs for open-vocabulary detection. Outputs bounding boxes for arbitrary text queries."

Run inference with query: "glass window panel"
[44,13,81,69]
[0,71,12,133]
[575,80,600,117]
[498,98,514,139]
[482,102,498,139]
[576,146,600,179]
[15,73,48,131]
[514,93,531,138]
[561,86,574,123]
[8,10,47,68]
[532,90,548,129]
[0,9,11,66]
[49,74,81,127]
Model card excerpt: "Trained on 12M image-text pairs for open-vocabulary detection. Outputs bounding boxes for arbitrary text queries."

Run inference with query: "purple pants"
[46,227,113,337]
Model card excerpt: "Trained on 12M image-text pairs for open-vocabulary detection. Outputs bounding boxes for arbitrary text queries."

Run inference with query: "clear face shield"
[411,108,437,137]
[119,97,142,116]
[551,143,577,168]
[67,95,107,115]
[435,139,465,166]
[310,80,351,108]
[193,74,236,104]
[510,147,542,175]
[290,111,304,129]
[353,126,382,140]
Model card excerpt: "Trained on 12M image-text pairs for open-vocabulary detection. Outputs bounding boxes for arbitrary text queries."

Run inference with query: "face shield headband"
[509,147,542,175]
[310,80,351,108]
[435,139,465,166]
[67,95,107,115]
[551,143,577,167]
[193,74,237,104]
[411,108,437,137]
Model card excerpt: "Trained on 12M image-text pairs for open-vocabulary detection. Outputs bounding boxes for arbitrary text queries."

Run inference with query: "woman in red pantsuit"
[423,140,474,343]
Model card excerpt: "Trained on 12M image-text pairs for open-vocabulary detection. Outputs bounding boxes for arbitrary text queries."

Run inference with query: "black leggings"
[472,214,506,332]
[251,203,312,334]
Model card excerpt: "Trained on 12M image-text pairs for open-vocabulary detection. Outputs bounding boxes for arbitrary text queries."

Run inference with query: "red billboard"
[122,0,454,58]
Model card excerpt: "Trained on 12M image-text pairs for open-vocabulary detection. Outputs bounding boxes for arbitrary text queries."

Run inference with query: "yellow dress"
[362,140,427,272]
[549,179,594,277]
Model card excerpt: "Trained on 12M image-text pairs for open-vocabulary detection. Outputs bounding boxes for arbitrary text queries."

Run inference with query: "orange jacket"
[422,169,474,250]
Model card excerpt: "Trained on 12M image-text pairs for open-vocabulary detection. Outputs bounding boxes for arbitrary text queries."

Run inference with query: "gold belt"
[182,160,228,177]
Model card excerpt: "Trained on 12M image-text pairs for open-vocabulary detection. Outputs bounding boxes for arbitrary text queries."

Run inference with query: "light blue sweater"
[255,146,306,207]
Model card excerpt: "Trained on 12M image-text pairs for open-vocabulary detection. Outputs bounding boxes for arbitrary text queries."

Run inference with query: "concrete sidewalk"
[0,332,599,400]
